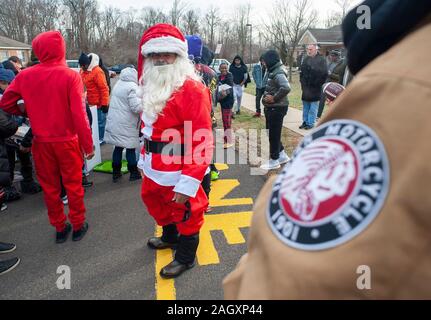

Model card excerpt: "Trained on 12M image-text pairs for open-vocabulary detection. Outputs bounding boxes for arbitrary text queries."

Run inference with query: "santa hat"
[137,23,188,80]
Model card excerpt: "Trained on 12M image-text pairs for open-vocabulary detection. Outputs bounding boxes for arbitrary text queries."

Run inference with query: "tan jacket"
[224,16,431,299]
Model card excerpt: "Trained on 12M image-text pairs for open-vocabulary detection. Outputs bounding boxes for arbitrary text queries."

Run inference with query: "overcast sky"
[97,0,363,26]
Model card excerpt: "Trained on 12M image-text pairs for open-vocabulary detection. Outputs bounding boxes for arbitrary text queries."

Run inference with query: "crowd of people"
[0,27,353,276]
[2,0,429,300]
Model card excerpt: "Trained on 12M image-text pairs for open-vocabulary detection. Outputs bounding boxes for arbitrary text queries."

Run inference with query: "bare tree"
[325,0,354,28]
[232,3,251,61]
[169,0,189,27]
[334,0,353,19]
[182,9,200,35]
[202,6,220,50]
[262,0,317,81]
[140,7,168,30]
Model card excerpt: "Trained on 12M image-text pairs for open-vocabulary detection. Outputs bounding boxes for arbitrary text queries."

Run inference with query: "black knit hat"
[78,52,91,66]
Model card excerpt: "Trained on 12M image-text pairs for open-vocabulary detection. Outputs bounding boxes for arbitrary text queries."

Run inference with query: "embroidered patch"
[267,120,390,251]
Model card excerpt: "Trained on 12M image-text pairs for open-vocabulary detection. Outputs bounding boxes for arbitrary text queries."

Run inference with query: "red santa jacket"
[0,31,93,155]
[138,78,214,198]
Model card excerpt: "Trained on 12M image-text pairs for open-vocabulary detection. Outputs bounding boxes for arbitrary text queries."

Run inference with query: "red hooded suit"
[0,31,93,232]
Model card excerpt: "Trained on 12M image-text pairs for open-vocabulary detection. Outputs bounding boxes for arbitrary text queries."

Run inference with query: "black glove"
[101,105,109,113]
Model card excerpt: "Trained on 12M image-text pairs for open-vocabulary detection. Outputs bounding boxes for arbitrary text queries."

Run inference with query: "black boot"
[20,180,42,194]
[147,224,179,250]
[112,163,122,183]
[160,233,199,279]
[5,186,21,202]
[128,164,142,182]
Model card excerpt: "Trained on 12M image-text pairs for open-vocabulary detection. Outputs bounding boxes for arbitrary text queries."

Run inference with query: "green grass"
[245,73,303,111]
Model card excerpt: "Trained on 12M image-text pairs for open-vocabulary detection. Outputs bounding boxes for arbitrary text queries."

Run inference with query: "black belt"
[144,139,185,156]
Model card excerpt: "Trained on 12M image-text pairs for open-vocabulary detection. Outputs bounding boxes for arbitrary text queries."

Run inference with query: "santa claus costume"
[137,24,214,278]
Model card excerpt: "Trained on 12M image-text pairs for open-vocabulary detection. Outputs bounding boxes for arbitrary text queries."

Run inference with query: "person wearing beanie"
[252,56,267,117]
[137,23,213,279]
[0,31,94,243]
[79,52,110,144]
[224,0,431,300]
[0,68,15,93]
[259,49,291,171]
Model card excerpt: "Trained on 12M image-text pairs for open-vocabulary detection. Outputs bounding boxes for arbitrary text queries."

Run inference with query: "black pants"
[256,88,265,114]
[264,106,288,160]
[6,146,33,182]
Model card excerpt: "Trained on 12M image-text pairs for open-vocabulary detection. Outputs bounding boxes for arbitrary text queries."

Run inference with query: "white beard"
[138,57,200,123]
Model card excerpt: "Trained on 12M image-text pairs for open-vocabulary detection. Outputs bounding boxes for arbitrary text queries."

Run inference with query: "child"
[104,67,142,182]
[217,63,234,149]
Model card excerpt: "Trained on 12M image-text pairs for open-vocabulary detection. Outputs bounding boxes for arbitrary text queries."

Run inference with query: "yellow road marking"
[155,226,176,300]
[214,163,229,171]
[154,163,254,299]
[197,211,253,266]
[209,179,253,207]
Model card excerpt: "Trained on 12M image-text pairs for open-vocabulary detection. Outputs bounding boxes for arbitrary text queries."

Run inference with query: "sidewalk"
[241,93,307,137]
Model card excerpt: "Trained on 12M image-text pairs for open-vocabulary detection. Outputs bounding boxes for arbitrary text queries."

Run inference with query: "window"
[0,50,8,62]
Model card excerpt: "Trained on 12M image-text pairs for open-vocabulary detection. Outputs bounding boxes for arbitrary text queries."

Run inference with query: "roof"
[300,25,344,45]
[0,36,31,49]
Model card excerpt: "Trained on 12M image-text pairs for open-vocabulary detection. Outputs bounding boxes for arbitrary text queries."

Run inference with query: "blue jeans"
[112,147,137,166]
[97,108,107,142]
[302,101,319,127]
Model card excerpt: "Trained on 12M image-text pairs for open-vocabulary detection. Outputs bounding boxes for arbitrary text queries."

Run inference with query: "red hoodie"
[0,31,93,155]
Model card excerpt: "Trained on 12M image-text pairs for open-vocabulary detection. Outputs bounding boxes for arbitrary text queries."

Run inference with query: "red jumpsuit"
[0,31,93,232]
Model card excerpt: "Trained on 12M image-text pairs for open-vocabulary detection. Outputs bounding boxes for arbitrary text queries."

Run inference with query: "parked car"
[210,59,230,75]
[66,60,80,73]
[109,64,135,74]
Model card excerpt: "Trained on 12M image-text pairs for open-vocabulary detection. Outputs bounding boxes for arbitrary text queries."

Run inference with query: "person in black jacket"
[260,49,291,171]
[0,109,20,275]
[217,63,234,149]
[229,55,248,115]
[299,44,328,130]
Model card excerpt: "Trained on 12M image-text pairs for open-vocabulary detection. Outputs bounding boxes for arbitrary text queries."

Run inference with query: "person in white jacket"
[104,67,143,182]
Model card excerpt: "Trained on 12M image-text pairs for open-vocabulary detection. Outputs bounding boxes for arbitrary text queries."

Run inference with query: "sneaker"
[61,195,68,206]
[253,112,261,118]
[299,122,307,129]
[99,140,106,146]
[0,257,20,275]
[278,150,291,165]
[236,110,241,115]
[82,176,93,188]
[304,125,314,130]
[1,203,7,212]
[0,242,16,254]
[56,223,72,244]
[72,222,89,242]
[260,159,281,171]
[223,143,234,149]
[210,171,219,181]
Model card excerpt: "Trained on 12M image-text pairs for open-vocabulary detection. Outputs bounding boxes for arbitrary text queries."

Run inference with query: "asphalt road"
[0,145,266,300]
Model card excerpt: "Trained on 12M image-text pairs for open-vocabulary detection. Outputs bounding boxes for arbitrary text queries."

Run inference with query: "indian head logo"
[267,120,390,251]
